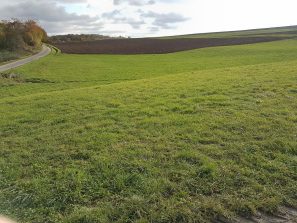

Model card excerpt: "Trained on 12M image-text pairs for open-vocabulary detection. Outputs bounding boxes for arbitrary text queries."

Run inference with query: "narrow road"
[0,45,51,72]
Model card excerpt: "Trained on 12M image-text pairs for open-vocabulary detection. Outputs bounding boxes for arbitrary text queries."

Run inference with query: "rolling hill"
[0,27,297,222]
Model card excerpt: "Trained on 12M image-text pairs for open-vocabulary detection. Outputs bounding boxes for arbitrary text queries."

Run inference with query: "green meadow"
[162,25,297,38]
[0,39,297,222]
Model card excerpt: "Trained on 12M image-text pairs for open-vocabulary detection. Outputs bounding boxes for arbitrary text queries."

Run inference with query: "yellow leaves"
[0,19,47,50]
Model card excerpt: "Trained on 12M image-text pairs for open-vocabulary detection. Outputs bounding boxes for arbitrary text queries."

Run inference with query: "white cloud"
[113,0,155,6]
[1,0,297,37]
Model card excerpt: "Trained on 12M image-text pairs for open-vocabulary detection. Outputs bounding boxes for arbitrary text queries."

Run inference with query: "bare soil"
[52,37,285,54]
[216,207,297,223]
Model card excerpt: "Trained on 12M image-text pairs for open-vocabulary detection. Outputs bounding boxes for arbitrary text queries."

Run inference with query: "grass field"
[0,37,297,222]
[161,25,297,39]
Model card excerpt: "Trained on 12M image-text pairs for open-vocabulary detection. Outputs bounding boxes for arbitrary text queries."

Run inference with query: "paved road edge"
[0,45,51,72]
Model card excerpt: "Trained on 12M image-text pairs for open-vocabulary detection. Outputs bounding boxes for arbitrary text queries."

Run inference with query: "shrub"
[0,19,47,51]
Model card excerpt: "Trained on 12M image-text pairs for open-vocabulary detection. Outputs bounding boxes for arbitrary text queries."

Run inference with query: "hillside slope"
[0,38,297,222]
[161,25,297,38]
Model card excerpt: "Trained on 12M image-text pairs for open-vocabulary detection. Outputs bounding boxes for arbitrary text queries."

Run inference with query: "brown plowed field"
[53,37,285,54]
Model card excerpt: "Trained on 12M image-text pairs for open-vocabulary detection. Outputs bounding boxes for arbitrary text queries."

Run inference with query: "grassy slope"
[2,39,297,99]
[0,46,44,66]
[0,50,31,65]
[160,25,297,38]
[0,39,297,222]
[0,51,20,65]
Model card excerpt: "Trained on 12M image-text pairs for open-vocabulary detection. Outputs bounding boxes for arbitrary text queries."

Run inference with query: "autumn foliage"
[0,19,47,51]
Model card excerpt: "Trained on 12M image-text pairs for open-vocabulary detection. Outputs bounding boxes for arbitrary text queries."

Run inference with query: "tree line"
[49,34,125,43]
[0,19,47,51]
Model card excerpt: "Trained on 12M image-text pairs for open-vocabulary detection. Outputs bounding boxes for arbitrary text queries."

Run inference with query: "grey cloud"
[1,0,87,4]
[102,10,122,18]
[0,0,102,35]
[54,0,87,3]
[0,2,94,22]
[102,10,145,29]
[141,10,189,29]
[113,0,155,6]
[149,27,160,32]
[0,0,188,35]
[44,21,103,34]
[102,8,188,31]
[113,0,181,6]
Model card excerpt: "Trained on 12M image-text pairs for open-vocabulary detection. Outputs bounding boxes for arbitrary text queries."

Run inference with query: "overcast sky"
[0,0,297,37]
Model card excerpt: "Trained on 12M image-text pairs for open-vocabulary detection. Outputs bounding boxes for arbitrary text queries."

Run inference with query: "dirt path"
[0,45,51,72]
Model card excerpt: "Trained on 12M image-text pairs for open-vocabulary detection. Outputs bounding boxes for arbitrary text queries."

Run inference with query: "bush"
[0,19,47,51]
[0,23,5,48]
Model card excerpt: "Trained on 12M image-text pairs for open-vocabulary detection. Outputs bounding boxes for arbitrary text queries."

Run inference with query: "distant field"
[52,26,297,55]
[161,25,297,39]
[0,30,297,222]
[53,37,284,54]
